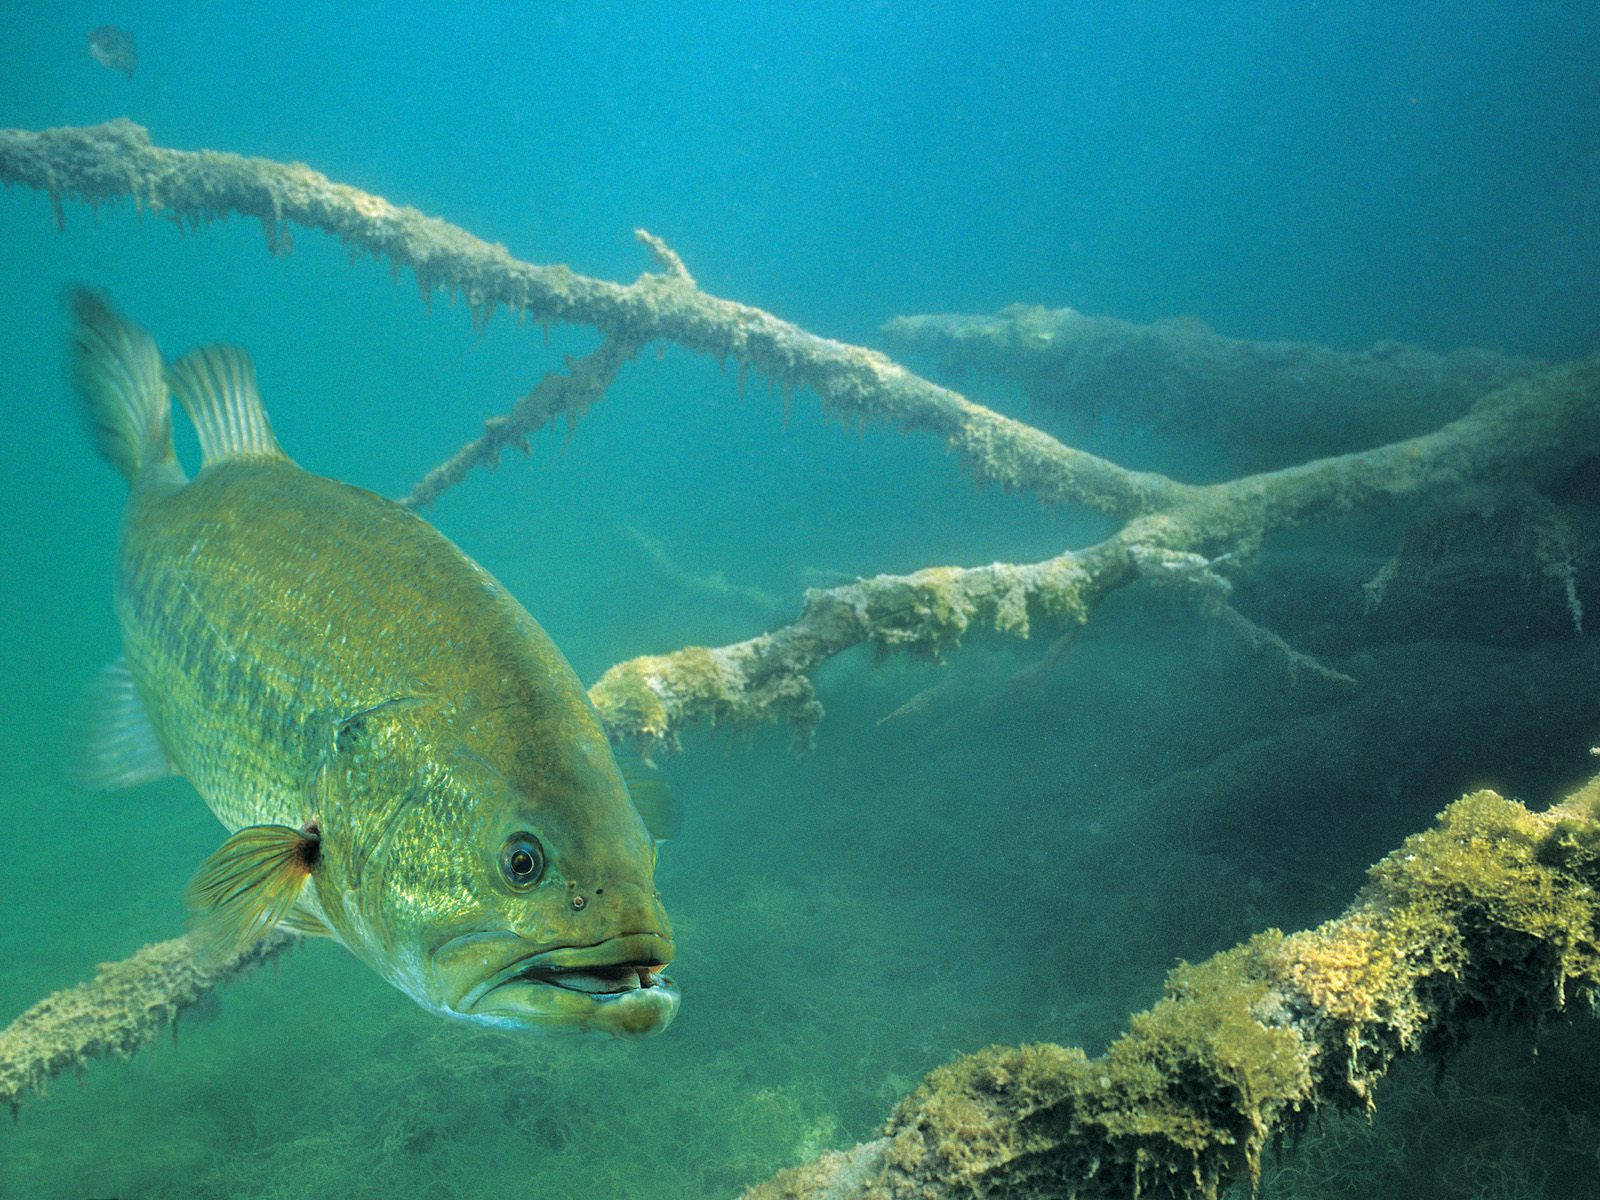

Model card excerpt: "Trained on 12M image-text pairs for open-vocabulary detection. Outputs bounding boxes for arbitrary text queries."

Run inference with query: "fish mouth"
[461,932,679,1036]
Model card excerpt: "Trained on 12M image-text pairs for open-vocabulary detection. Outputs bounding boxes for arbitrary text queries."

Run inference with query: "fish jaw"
[433,931,679,1036]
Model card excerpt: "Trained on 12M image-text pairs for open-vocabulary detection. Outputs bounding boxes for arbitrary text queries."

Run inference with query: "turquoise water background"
[3,4,1600,1198]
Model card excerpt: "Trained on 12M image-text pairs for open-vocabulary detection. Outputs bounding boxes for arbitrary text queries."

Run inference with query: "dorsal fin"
[68,289,182,487]
[166,345,288,466]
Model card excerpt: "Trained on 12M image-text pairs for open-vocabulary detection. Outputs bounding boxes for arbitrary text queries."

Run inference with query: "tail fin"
[69,289,177,485]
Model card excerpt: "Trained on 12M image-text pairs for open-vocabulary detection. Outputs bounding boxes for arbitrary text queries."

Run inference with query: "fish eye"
[499,833,545,890]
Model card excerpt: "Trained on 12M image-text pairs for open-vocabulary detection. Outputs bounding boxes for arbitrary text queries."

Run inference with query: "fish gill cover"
[1,4,1599,1200]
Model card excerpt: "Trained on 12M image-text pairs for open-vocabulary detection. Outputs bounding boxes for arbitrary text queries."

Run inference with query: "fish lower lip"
[515,963,669,996]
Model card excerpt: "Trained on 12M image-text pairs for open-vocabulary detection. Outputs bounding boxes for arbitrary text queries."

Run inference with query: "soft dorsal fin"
[166,345,288,466]
[185,823,320,958]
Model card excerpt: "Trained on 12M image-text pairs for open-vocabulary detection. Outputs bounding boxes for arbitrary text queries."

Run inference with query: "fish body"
[73,293,677,1035]
[87,26,137,78]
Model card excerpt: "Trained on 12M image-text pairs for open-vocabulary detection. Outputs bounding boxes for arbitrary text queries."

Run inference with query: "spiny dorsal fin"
[166,345,288,467]
[185,823,319,958]
[75,655,176,790]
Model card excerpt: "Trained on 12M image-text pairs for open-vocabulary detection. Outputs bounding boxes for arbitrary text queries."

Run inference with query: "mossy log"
[740,783,1600,1200]
[0,931,291,1118]
[882,305,1545,471]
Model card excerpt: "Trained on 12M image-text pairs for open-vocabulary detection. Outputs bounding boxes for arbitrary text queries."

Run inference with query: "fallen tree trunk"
[739,782,1600,1200]
[882,305,1544,471]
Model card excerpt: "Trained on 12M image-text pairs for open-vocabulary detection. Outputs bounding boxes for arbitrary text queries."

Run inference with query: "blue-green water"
[3,4,1600,1198]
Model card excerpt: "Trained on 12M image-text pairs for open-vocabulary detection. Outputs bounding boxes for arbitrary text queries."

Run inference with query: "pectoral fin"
[620,758,682,841]
[185,824,320,957]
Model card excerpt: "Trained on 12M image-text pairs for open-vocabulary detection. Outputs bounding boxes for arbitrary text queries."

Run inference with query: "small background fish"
[86,25,136,78]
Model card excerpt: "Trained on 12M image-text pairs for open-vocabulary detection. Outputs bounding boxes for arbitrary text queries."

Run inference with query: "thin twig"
[401,334,639,509]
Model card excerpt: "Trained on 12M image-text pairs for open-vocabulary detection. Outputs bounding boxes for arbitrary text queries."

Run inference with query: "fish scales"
[118,460,582,835]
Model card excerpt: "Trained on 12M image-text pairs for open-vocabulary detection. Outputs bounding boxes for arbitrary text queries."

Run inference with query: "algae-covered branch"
[737,784,1600,1200]
[4,120,1597,756]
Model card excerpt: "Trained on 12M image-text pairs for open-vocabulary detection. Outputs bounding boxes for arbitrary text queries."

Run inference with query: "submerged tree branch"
[882,304,1545,468]
[591,361,1600,752]
[0,118,1177,519]
[0,931,292,1118]
[8,119,1593,755]
[739,781,1600,1200]
[401,333,640,509]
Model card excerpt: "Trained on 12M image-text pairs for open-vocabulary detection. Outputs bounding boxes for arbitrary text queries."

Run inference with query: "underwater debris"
[591,362,1599,751]
[740,782,1600,1200]
[86,26,137,79]
[402,333,640,509]
[882,305,1545,472]
[0,121,1179,520]
[590,556,1093,755]
[1,121,1594,753]
[0,931,291,1118]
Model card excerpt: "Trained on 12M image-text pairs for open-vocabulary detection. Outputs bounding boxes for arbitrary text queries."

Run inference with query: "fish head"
[314,698,678,1036]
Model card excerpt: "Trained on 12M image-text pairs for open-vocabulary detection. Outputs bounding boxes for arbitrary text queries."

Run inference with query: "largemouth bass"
[71,292,678,1036]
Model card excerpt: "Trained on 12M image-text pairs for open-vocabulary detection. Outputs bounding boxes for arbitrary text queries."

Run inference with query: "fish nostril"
[571,894,587,911]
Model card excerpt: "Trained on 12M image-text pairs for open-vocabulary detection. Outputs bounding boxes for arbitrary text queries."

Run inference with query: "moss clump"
[1280,789,1600,1109]
[591,645,822,754]
[881,938,1311,1199]
[589,658,672,746]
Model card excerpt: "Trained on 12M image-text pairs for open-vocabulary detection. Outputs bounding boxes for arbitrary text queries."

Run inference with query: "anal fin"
[77,656,176,790]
